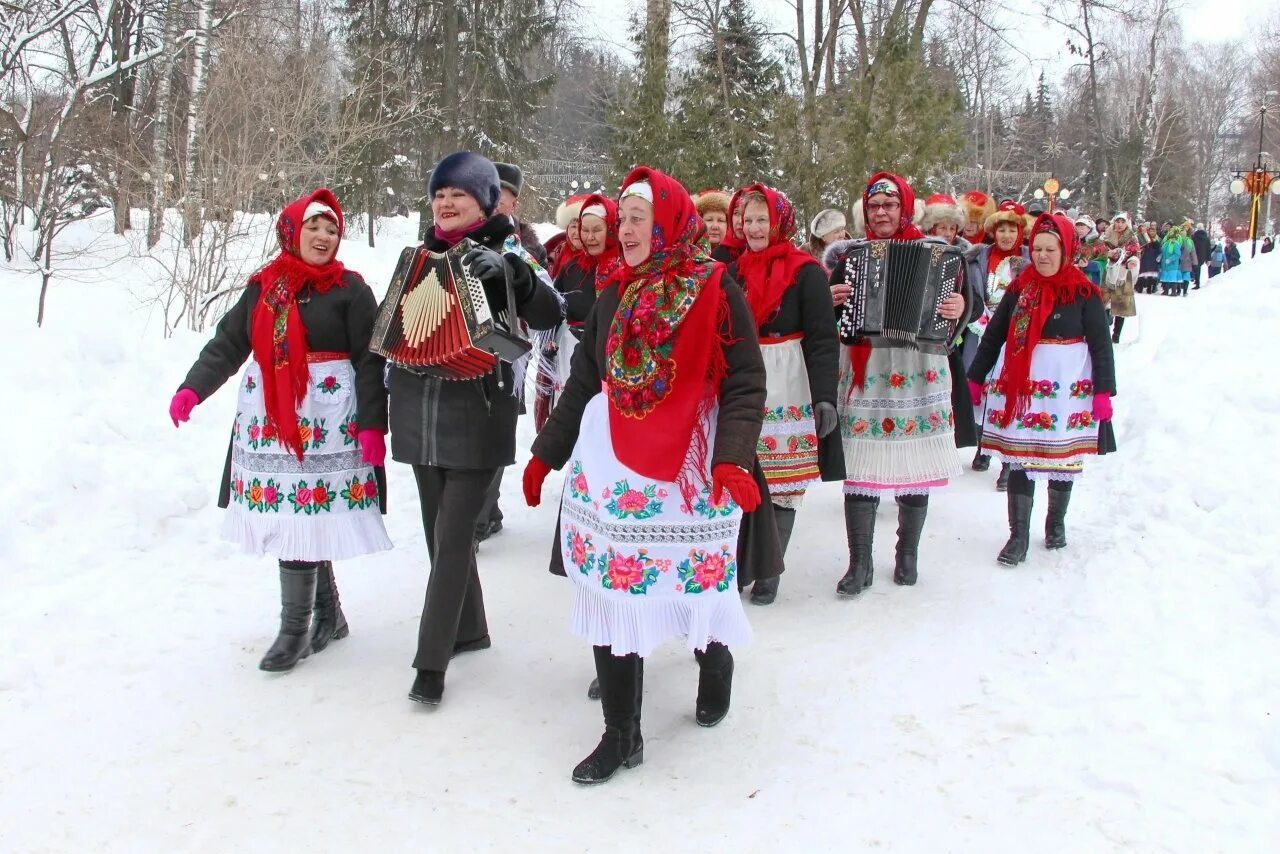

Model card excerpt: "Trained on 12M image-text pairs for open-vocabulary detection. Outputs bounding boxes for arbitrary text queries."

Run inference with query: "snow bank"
[0,213,1276,851]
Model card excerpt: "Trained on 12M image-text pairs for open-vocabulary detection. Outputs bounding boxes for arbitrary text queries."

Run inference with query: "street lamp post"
[1230,103,1280,258]
[1033,178,1072,213]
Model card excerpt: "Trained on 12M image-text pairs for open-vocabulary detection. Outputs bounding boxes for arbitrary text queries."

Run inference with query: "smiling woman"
[524,166,782,786]
[168,188,392,674]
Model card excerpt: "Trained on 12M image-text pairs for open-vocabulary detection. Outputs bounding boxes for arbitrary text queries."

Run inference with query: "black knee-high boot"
[572,647,644,784]
[996,463,1011,492]
[260,562,317,672]
[837,495,878,596]
[998,471,1034,566]
[750,505,794,606]
[1045,482,1073,550]
[693,641,734,727]
[893,495,928,585]
[310,561,349,653]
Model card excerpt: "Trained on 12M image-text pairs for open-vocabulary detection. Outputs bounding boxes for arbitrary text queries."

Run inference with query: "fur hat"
[494,162,524,197]
[984,199,1033,236]
[428,151,501,216]
[694,189,731,218]
[810,208,847,239]
[919,193,966,234]
[960,190,996,228]
[555,193,590,229]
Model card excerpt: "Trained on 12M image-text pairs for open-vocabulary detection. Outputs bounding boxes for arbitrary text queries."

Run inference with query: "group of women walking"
[168,152,1117,786]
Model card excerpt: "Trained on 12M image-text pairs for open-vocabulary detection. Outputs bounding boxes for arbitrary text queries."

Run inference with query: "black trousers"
[411,464,496,672]
[476,468,504,534]
[1192,264,1202,287]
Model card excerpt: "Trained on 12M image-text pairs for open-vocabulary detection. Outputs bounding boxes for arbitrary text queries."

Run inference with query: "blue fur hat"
[428,151,501,216]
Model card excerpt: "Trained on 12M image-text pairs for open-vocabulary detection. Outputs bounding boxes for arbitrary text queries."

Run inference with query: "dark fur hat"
[428,151,501,216]
[494,162,524,197]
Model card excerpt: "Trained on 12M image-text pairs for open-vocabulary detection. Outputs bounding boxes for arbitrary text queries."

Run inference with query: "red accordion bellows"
[371,242,530,380]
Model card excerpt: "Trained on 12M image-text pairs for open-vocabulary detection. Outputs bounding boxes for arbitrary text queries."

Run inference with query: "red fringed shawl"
[249,188,347,461]
[733,182,820,329]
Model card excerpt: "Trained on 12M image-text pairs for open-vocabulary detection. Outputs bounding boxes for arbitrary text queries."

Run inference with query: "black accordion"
[834,239,963,355]
[371,240,530,380]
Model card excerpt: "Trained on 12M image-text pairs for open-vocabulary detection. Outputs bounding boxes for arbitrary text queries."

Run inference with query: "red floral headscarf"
[733,182,820,328]
[604,166,729,506]
[994,212,1101,427]
[249,188,347,461]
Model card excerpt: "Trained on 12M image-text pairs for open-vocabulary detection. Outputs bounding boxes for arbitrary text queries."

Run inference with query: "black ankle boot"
[260,563,317,672]
[408,669,445,705]
[971,450,991,472]
[996,464,1011,492]
[998,492,1034,566]
[694,642,734,727]
[586,677,600,700]
[310,561,349,654]
[837,496,877,596]
[573,649,643,784]
[1045,486,1072,550]
[751,506,794,605]
[893,498,928,585]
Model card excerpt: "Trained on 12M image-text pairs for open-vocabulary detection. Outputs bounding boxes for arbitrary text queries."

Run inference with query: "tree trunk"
[147,0,182,247]
[182,0,213,244]
[642,0,672,114]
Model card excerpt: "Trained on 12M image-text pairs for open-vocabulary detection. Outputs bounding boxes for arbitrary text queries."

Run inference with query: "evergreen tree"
[666,0,784,191]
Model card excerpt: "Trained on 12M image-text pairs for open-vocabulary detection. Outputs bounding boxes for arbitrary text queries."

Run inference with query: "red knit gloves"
[711,463,761,512]
[523,456,552,507]
[1092,393,1113,421]
[968,379,984,403]
[357,429,386,466]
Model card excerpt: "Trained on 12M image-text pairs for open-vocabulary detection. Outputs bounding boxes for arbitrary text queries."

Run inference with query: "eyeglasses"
[866,201,901,213]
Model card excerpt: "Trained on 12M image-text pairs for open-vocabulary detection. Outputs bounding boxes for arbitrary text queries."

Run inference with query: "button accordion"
[835,239,963,355]
[371,240,530,380]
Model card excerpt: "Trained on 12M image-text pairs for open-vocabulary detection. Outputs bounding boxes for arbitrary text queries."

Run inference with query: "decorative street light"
[1230,102,1279,258]
[1034,178,1071,213]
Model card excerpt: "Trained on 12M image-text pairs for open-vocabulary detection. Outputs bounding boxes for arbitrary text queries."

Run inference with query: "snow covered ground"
[1,213,1277,852]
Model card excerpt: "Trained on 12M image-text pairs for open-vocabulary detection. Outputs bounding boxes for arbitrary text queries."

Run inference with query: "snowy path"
[1,224,1277,852]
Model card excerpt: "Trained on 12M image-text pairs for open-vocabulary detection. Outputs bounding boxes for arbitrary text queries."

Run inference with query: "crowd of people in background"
[166,149,1274,787]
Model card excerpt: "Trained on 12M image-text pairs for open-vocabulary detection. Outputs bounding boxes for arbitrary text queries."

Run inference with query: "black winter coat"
[554,256,596,325]
[1193,229,1212,266]
[1139,240,1162,276]
[179,270,387,508]
[967,286,1117,454]
[384,214,563,470]
[532,274,784,586]
[728,260,844,480]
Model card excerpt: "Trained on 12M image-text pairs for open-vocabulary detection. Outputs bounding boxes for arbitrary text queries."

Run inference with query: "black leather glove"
[463,246,505,288]
[504,254,536,305]
[815,401,838,438]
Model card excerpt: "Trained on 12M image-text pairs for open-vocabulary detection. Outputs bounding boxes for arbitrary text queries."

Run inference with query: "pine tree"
[665,0,784,191]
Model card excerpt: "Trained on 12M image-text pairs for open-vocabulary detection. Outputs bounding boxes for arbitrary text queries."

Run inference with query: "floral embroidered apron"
[558,395,753,657]
[222,355,392,561]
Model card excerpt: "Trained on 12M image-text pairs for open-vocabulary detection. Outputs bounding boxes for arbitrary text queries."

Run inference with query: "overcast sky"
[576,0,1268,82]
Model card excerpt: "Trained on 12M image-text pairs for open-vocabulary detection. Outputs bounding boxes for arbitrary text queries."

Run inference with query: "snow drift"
[0,212,1276,851]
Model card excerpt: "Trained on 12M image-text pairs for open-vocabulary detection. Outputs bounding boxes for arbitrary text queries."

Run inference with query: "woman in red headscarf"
[967,212,1116,566]
[535,194,622,431]
[524,167,780,785]
[730,183,842,605]
[964,200,1033,482]
[169,188,391,673]
[824,172,968,598]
